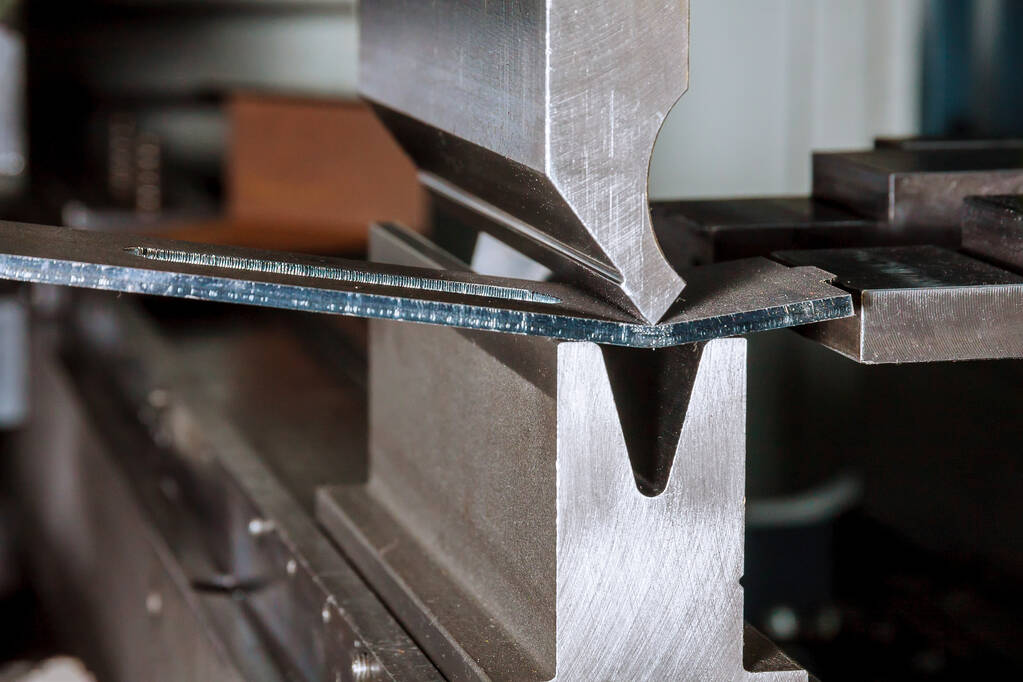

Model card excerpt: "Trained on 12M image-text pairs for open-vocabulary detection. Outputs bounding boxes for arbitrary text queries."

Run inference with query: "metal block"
[0,220,853,348]
[775,246,1023,364]
[315,227,808,681]
[318,332,806,681]
[813,148,1023,229]
[361,0,691,322]
[651,197,949,267]
[962,195,1023,271]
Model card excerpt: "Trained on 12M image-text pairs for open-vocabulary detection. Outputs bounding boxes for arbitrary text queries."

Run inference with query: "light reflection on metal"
[361,0,692,322]
[0,221,853,349]
[126,245,563,305]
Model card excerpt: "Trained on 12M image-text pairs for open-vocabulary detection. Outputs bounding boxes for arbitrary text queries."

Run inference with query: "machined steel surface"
[962,195,1023,271]
[361,0,690,322]
[651,197,950,267]
[776,246,1023,364]
[316,226,807,681]
[813,148,1023,229]
[318,329,807,682]
[0,220,853,348]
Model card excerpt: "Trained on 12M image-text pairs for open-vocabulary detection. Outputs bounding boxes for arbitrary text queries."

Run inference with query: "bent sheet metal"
[0,221,852,348]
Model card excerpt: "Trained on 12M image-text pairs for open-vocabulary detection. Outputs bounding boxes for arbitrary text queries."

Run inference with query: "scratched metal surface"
[361,0,690,322]
[319,333,809,681]
[0,221,852,349]
[315,223,809,681]
[777,246,1023,363]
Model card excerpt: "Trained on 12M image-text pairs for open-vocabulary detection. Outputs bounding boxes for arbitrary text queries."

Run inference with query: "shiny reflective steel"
[777,246,1023,364]
[361,0,691,323]
[0,221,853,348]
[318,331,807,682]
[316,226,808,681]
[963,195,1023,271]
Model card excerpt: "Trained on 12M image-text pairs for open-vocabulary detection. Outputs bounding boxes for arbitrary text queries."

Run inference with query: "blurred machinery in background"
[0,1,1020,681]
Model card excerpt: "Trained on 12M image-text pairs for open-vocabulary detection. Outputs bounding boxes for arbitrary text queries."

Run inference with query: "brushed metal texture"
[361,0,691,323]
[316,224,808,681]
[777,246,1023,364]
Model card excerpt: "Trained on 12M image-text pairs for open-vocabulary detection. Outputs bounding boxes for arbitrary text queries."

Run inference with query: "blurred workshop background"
[0,1,1021,681]
[5,1,1023,221]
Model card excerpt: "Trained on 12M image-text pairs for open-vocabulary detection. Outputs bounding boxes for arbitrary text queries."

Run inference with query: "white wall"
[649,0,925,200]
